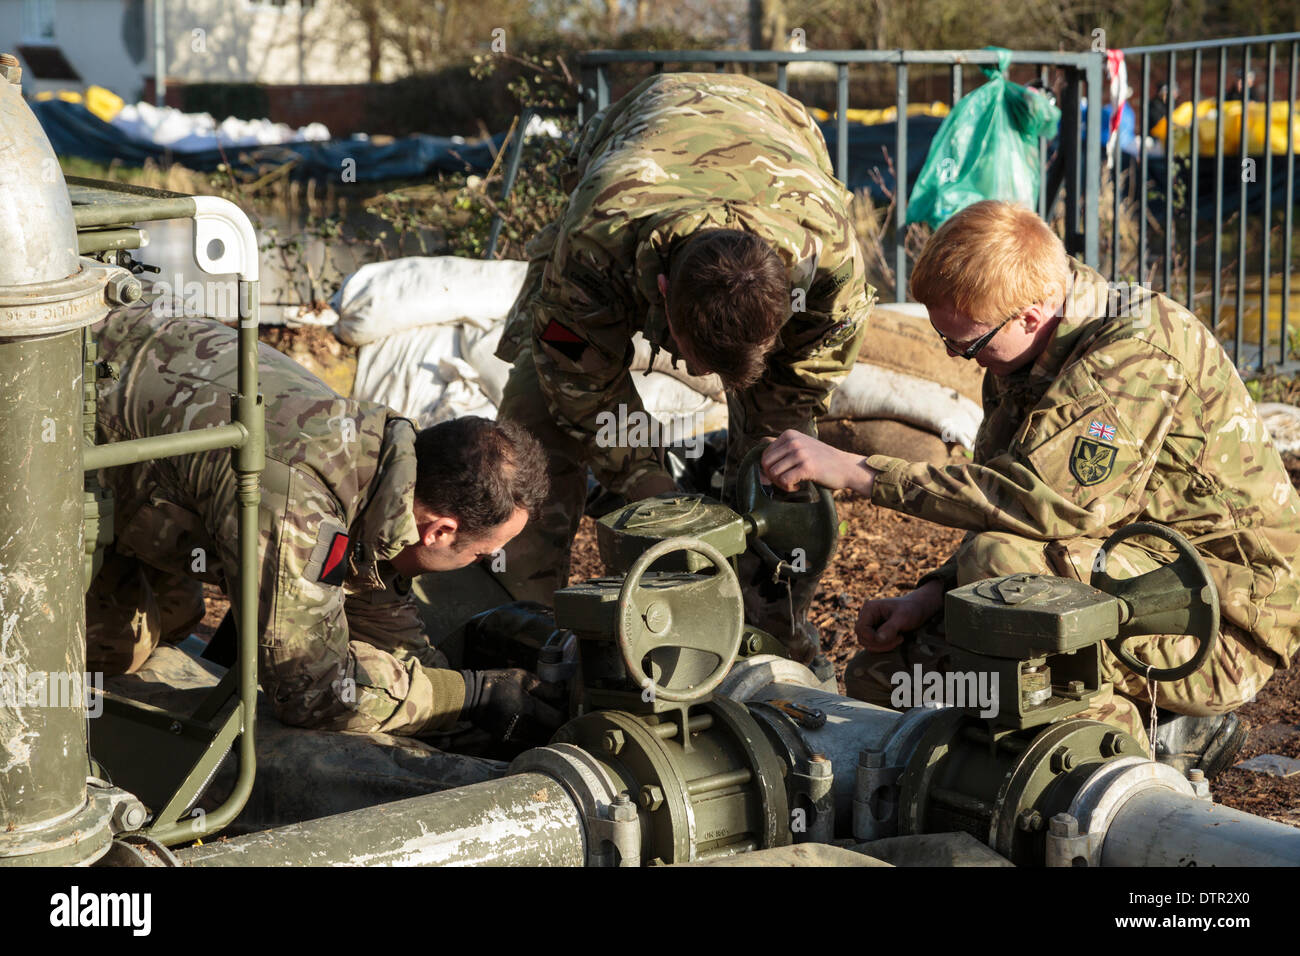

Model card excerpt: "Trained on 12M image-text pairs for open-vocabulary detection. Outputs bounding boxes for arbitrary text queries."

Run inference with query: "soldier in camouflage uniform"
[762,201,1300,766]
[495,72,875,664]
[87,305,563,743]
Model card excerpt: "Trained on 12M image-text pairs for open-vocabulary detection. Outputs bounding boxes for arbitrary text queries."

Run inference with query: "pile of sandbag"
[820,302,985,466]
[112,99,330,151]
[336,257,984,466]
[335,257,729,439]
[1259,403,1300,454]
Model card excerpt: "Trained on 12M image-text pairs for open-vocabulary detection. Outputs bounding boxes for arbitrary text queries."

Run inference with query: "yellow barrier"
[811,102,951,125]
[31,85,123,122]
[1151,99,1300,155]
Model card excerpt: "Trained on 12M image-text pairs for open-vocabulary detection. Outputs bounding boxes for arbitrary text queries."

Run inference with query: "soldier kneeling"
[759,200,1300,777]
[87,305,564,746]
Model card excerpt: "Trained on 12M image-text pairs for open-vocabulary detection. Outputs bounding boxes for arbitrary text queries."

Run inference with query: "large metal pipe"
[177,773,587,866]
[1101,788,1300,867]
[0,55,123,865]
[0,329,90,829]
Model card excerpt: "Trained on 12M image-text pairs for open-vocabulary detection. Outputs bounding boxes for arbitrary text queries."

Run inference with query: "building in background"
[0,0,406,127]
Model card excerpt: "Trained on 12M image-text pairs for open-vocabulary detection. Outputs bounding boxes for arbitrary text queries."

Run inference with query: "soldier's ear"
[421,515,459,548]
[1022,302,1049,331]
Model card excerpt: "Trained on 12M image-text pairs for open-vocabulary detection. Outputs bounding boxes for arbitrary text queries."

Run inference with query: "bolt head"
[603,729,625,755]
[608,794,638,823]
[1016,809,1043,832]
[1048,812,1078,838]
[106,273,143,306]
[1100,731,1129,757]
[639,784,665,812]
[860,749,884,769]
[1050,746,1076,774]
[1067,680,1085,694]
[112,801,147,832]
[808,753,832,778]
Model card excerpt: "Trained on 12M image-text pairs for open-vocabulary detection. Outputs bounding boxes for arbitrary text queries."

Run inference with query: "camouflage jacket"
[866,259,1300,665]
[497,72,875,496]
[94,307,463,734]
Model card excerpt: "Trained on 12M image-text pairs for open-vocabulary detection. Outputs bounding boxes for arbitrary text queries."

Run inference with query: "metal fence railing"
[490,41,1300,374]
[1115,33,1300,372]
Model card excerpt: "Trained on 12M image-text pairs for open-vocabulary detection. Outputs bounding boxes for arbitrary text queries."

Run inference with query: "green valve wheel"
[1091,522,1219,683]
[617,537,744,703]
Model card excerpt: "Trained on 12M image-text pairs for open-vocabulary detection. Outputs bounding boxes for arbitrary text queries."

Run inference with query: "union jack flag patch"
[1088,420,1117,442]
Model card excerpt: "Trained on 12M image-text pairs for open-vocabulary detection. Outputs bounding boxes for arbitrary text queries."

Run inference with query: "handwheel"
[617,537,744,703]
[736,444,839,579]
[1090,522,1219,682]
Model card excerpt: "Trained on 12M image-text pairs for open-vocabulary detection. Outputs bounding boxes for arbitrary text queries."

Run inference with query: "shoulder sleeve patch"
[539,318,589,362]
[303,518,351,586]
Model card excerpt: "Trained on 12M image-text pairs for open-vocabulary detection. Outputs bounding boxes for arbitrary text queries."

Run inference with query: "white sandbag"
[828,361,983,449]
[1258,403,1300,454]
[352,324,504,425]
[332,257,530,346]
[459,322,512,408]
[352,319,728,435]
[632,372,730,440]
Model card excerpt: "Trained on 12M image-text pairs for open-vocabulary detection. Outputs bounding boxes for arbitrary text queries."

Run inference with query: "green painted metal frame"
[73,178,265,846]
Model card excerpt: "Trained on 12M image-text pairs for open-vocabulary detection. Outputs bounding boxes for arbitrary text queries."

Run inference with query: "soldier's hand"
[460,668,566,745]
[856,582,944,652]
[761,430,875,495]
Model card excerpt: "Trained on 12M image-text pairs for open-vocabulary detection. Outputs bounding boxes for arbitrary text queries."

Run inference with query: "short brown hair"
[909,201,1069,324]
[666,229,788,390]
[413,417,549,539]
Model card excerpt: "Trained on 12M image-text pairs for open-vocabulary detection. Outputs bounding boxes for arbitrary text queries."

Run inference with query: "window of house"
[22,0,56,42]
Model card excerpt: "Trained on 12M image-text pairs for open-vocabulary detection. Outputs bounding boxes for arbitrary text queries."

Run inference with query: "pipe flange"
[852,706,946,841]
[95,834,181,868]
[0,778,128,866]
[706,696,791,850]
[0,260,122,337]
[1045,756,1193,867]
[509,742,636,866]
[717,654,826,700]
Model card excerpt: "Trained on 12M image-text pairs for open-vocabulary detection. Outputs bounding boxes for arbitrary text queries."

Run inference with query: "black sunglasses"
[934,310,1021,360]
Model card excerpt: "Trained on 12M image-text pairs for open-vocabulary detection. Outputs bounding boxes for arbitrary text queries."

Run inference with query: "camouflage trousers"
[85,546,206,676]
[843,531,1278,751]
[494,346,592,606]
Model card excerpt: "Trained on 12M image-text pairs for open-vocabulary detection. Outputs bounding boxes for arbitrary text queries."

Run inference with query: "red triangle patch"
[320,532,350,586]
[541,318,584,344]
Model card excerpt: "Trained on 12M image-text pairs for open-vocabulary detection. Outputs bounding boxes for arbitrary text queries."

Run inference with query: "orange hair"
[909,201,1068,325]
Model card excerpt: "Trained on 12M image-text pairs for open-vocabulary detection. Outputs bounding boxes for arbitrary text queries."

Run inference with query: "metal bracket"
[191,196,260,282]
[789,754,835,843]
[853,749,903,841]
[588,794,642,869]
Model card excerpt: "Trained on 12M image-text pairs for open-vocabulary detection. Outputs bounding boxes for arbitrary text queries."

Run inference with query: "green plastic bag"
[906,48,1062,228]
